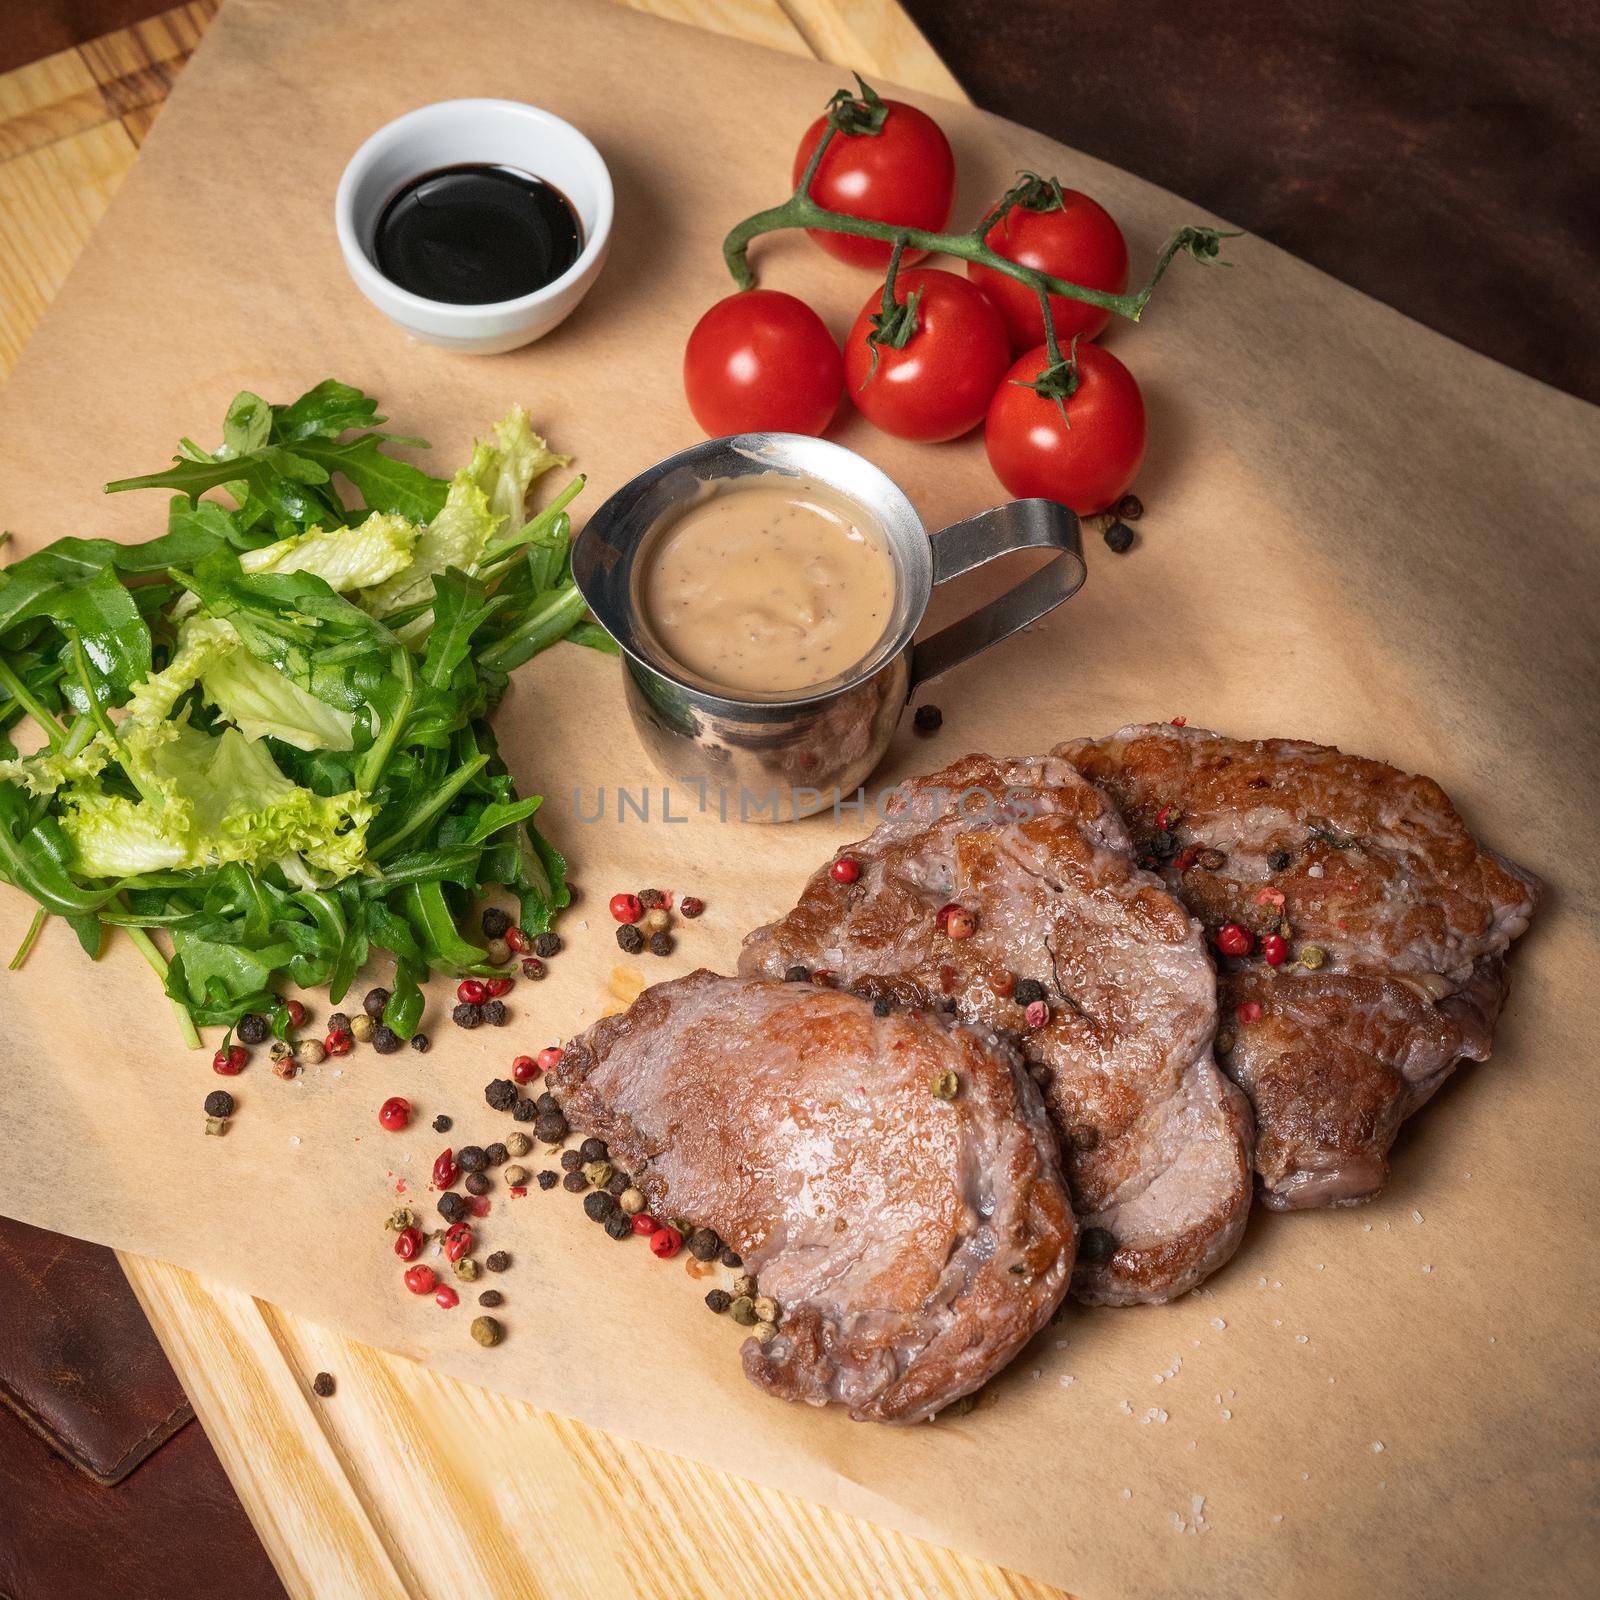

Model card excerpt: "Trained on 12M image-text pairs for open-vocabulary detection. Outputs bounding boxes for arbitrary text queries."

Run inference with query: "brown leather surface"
[0,1215,189,1484]
[901,0,1600,405]
[0,1398,288,1600]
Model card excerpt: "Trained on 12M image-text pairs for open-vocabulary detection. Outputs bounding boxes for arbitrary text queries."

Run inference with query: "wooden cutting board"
[0,5,1060,1596]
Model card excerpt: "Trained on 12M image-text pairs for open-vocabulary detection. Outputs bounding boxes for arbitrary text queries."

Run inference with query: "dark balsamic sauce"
[373,164,583,305]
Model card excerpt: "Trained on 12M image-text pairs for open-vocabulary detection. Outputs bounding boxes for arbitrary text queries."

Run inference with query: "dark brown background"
[7,0,1597,400]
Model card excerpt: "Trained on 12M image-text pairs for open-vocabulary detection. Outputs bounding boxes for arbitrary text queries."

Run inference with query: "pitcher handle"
[908,499,1086,690]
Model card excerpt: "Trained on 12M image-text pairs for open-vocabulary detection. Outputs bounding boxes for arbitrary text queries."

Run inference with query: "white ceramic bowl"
[334,98,613,355]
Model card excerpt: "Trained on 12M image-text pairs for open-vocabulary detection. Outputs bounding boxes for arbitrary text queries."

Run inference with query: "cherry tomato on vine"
[969,184,1129,348]
[683,290,843,438]
[793,92,955,269]
[985,341,1146,513]
[845,269,1010,443]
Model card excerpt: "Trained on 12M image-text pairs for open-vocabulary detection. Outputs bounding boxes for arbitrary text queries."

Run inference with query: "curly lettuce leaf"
[239,512,419,592]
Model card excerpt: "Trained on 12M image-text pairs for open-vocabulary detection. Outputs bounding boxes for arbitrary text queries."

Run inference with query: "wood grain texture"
[5,2,1056,1596]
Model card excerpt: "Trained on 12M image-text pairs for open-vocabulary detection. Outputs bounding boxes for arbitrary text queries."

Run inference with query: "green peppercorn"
[731,1273,756,1299]
[350,1013,375,1043]
[688,1227,721,1262]
[269,1038,293,1065]
[753,1295,778,1324]
[485,937,511,966]
[729,1296,758,1327]
[751,1320,778,1345]
[503,1165,528,1187]
[1298,944,1327,970]
[930,1069,960,1100]
[704,1289,731,1314]
[386,1208,416,1232]
[471,1316,503,1348]
[454,1257,480,1282]
[505,1132,531,1158]
[485,1251,510,1273]
[582,1160,613,1189]
[204,1115,227,1137]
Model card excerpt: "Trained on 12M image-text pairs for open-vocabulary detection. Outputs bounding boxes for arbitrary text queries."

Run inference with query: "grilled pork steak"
[740,756,1253,1307]
[551,971,1074,1424]
[1058,725,1539,1209]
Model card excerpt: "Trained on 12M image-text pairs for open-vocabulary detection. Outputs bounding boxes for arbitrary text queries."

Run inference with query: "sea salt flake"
[1412,1210,1423,1225]
[1271,1513,1284,1524]
[1296,1334,1309,1344]
[1118,1399,1133,1415]
[1122,1487,1132,1499]
[1220,1408,1232,1420]
[1422,1264,1433,1274]
[289,1135,301,1147]
[1211,1317,1227,1330]
[1371,1441,1385,1453]
[1059,1375,1074,1388]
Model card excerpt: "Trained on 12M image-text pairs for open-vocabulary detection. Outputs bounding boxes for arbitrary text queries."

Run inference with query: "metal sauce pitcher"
[571,434,1086,820]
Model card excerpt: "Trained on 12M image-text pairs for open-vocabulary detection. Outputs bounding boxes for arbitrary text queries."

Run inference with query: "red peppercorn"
[1260,934,1289,967]
[403,1264,436,1295]
[378,1096,411,1132]
[610,892,644,925]
[1170,716,1188,727]
[1215,923,1254,958]
[830,857,862,885]
[284,999,308,1029]
[934,902,963,932]
[325,1030,353,1056]
[484,976,514,999]
[468,1194,491,1218]
[536,1045,563,1073]
[811,969,833,986]
[443,1222,473,1262]
[505,927,530,955]
[393,1226,423,1260]
[679,896,705,919]
[511,1054,538,1084]
[434,1285,459,1309]
[1237,1001,1263,1025]
[944,907,978,940]
[456,978,488,1006]
[432,1149,459,1190]
[520,956,546,979]
[631,1214,660,1236]
[650,1225,683,1258]
[212,1045,247,1076]
[1025,999,1049,1029]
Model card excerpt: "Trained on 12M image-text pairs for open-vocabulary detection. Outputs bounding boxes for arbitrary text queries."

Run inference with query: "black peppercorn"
[638,889,667,909]
[1268,848,1292,872]
[563,1169,589,1193]
[481,999,509,1027]
[872,998,891,1017]
[432,1114,452,1134]
[616,924,644,954]
[1102,520,1135,554]
[363,987,390,1020]
[484,1078,517,1112]
[604,1210,633,1240]
[584,1191,616,1223]
[537,1170,559,1191]
[704,1289,732,1314]
[535,1110,569,1145]
[204,1089,234,1118]
[1080,1226,1117,1263]
[719,1247,742,1269]
[485,1250,510,1272]
[520,956,546,980]
[437,1192,467,1223]
[535,1092,560,1114]
[648,931,673,957]
[410,1032,430,1054]
[453,1002,484,1029]
[784,965,810,983]
[579,1136,608,1162]
[327,1011,351,1035]
[1114,493,1144,521]
[912,703,942,735]
[533,932,561,958]
[688,1227,721,1262]
[311,1372,336,1398]
[477,1289,504,1308]
[513,1099,538,1123]
[1013,977,1048,1006]
[465,1172,490,1197]
[606,1170,631,1197]
[371,1025,402,1055]
[481,906,512,940]
[484,1143,508,1167]
[236,1013,270,1046]
[560,1149,584,1172]
[456,1146,487,1173]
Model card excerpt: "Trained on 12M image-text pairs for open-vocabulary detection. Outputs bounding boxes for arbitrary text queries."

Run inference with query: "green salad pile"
[0,380,605,1046]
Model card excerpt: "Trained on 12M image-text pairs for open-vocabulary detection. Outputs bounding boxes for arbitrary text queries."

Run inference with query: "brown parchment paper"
[1,1,1596,1594]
